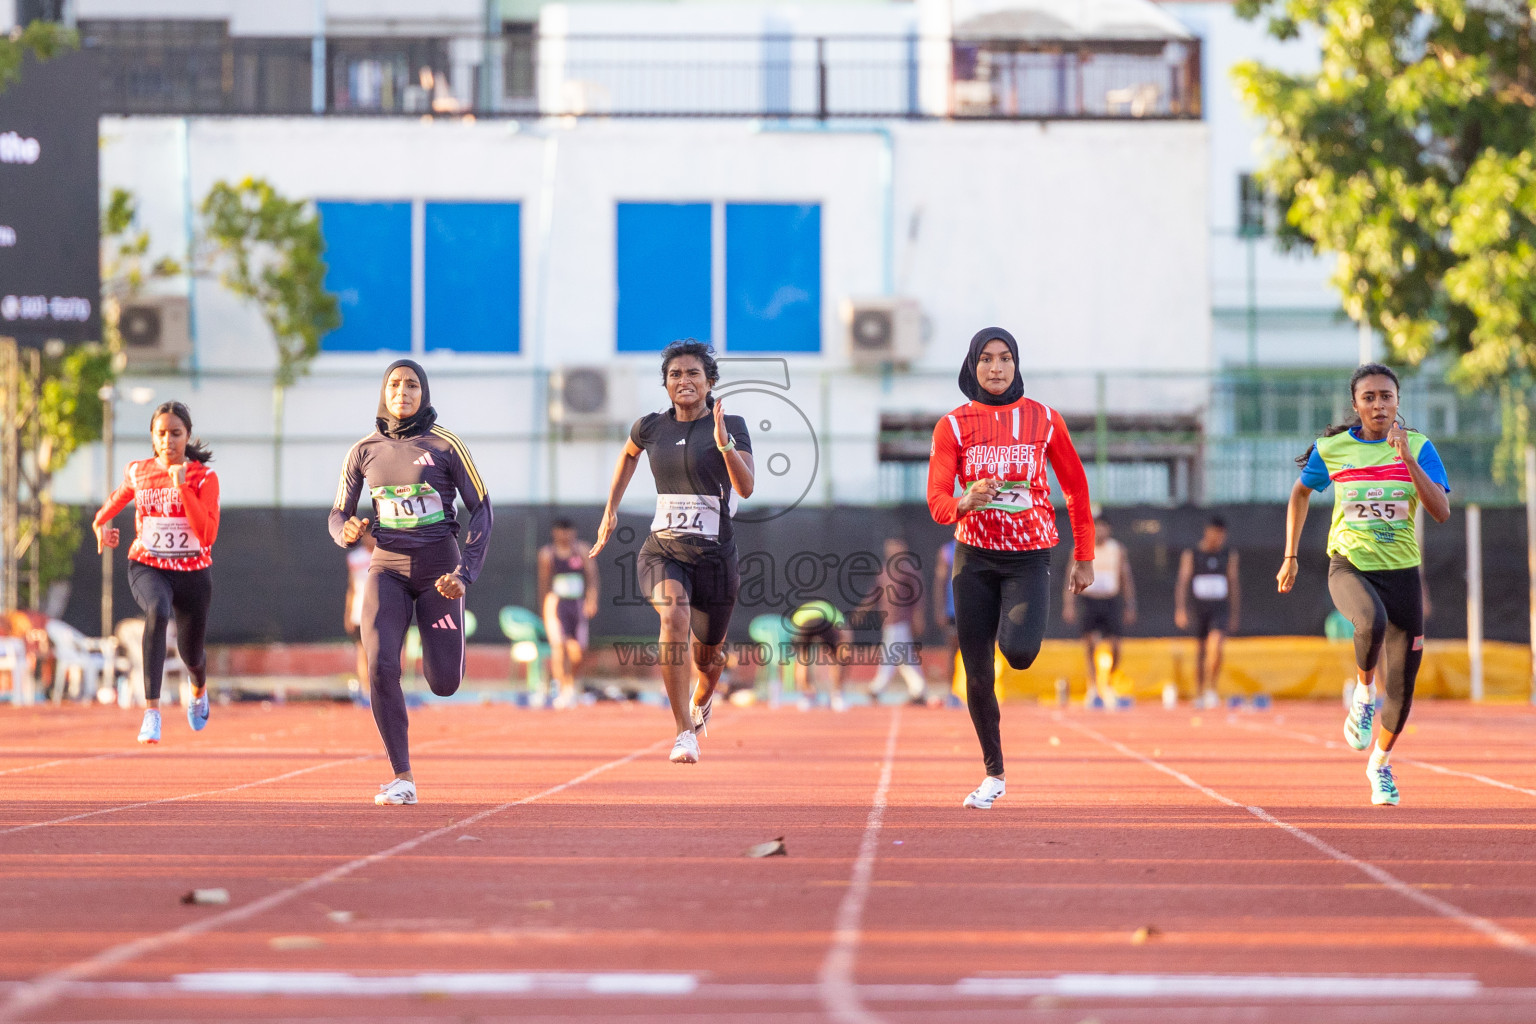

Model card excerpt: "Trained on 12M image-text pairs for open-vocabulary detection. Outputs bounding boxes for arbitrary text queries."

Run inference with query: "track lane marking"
[818,706,901,1024]
[1229,716,1536,799]
[0,734,670,1023]
[1063,718,1535,957]
[0,722,531,836]
[0,751,135,777]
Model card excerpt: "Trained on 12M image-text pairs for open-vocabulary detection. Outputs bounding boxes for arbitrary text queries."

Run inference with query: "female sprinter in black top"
[330,360,492,805]
[590,340,753,765]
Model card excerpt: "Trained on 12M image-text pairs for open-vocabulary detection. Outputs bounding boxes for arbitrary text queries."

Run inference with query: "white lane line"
[1064,719,1536,957]
[955,973,1483,999]
[173,971,698,996]
[0,736,668,1024]
[0,754,374,836]
[0,751,134,777]
[1230,717,1536,799]
[0,724,517,836]
[2,973,1508,1003]
[819,706,902,1024]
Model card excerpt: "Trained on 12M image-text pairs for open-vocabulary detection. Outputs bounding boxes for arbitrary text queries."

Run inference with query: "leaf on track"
[745,837,787,858]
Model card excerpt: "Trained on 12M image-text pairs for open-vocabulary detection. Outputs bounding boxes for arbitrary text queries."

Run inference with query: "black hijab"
[376,359,438,439]
[958,327,1025,407]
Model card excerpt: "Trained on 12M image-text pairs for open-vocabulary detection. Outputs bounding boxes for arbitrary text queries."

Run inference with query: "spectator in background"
[538,518,600,709]
[1175,517,1240,709]
[3,609,53,699]
[863,537,928,705]
[343,528,378,692]
[787,599,851,712]
[1062,513,1136,701]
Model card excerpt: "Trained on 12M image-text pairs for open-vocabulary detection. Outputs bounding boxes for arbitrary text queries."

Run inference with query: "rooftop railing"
[81,22,1202,120]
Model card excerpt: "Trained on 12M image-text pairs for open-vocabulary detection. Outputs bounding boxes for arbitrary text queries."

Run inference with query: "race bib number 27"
[979,481,1031,514]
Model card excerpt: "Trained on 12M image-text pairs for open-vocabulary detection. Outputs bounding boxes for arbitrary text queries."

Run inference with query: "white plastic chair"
[0,637,31,705]
[45,620,106,703]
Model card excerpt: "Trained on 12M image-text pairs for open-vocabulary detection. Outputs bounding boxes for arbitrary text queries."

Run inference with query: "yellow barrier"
[951,637,1535,702]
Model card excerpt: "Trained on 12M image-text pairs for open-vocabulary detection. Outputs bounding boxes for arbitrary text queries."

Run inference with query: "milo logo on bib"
[371,482,446,529]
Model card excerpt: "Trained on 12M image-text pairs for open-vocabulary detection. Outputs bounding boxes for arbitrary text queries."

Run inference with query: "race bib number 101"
[372,483,446,529]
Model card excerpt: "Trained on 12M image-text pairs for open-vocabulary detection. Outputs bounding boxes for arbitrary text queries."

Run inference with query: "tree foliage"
[0,21,77,95]
[200,178,340,388]
[1234,0,1536,482]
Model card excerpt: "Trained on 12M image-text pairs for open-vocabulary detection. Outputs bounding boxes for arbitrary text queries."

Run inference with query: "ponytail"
[150,401,215,464]
[1294,362,1403,467]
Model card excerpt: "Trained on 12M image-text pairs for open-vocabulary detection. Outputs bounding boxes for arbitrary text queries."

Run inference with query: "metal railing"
[81,22,1202,121]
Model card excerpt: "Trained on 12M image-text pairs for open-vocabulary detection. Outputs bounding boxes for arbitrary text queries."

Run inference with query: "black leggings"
[952,543,1052,778]
[362,540,466,774]
[1328,556,1423,736]
[127,561,211,702]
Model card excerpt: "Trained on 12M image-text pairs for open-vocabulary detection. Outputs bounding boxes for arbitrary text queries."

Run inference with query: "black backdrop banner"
[0,50,101,345]
[65,504,1529,646]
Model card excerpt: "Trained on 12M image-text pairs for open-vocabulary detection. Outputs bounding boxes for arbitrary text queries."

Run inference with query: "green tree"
[200,178,340,389]
[199,178,340,505]
[1233,0,1536,482]
[0,20,78,95]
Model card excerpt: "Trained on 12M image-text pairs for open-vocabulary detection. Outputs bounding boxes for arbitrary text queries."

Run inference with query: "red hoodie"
[927,395,1094,559]
[93,458,220,571]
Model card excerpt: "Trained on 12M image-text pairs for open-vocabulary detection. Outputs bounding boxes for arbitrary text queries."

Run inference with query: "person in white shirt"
[1062,515,1136,695]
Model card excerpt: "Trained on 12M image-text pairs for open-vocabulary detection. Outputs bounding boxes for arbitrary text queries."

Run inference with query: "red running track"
[0,699,1534,1023]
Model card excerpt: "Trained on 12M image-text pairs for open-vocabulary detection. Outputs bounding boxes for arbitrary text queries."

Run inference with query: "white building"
[17,0,1215,507]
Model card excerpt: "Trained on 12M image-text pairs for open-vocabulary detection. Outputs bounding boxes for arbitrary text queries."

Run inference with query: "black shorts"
[551,599,588,647]
[1078,596,1123,638]
[1192,600,1229,638]
[789,621,841,653]
[637,534,739,645]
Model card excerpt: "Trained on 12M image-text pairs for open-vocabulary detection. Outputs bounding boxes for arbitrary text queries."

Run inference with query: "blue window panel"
[317,201,411,353]
[725,203,821,353]
[616,202,712,353]
[425,201,521,353]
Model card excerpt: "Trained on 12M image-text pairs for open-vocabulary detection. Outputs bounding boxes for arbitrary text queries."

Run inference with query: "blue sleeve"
[1298,447,1331,491]
[1416,439,1451,493]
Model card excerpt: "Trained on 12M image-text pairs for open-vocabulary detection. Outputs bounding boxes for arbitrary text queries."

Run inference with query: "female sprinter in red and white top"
[93,401,219,745]
[928,327,1095,809]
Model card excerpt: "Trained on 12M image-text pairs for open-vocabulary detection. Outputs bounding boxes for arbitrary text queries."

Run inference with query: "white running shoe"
[962,776,1006,809]
[137,708,161,744]
[1344,698,1375,751]
[669,730,700,764]
[375,778,417,805]
[690,696,713,736]
[830,692,847,713]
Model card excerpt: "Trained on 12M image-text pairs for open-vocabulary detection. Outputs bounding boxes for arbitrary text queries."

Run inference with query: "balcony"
[82,21,1202,120]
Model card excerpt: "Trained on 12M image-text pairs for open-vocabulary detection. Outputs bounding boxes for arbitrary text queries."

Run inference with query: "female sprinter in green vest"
[1277,363,1450,806]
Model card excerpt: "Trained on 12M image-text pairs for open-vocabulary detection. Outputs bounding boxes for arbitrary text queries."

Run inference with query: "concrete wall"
[67,114,1208,509]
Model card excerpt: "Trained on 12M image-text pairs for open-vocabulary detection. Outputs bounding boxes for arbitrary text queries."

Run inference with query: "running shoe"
[1344,697,1375,751]
[690,696,712,736]
[830,692,847,713]
[187,690,210,732]
[962,776,1006,809]
[669,730,700,764]
[1369,763,1399,806]
[136,708,161,745]
[375,778,417,806]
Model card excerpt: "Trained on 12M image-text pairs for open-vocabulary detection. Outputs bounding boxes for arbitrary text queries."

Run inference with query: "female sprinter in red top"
[93,402,220,745]
[928,328,1095,809]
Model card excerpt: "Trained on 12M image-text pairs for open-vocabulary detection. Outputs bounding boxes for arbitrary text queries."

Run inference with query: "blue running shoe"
[1344,698,1374,751]
[137,708,162,744]
[1369,763,1400,806]
[187,690,209,732]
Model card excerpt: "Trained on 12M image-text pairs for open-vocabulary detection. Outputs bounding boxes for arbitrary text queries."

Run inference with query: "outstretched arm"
[590,440,642,556]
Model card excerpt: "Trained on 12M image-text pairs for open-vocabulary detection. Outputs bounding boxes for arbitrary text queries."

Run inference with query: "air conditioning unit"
[842,297,924,368]
[119,296,191,369]
[551,365,627,433]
